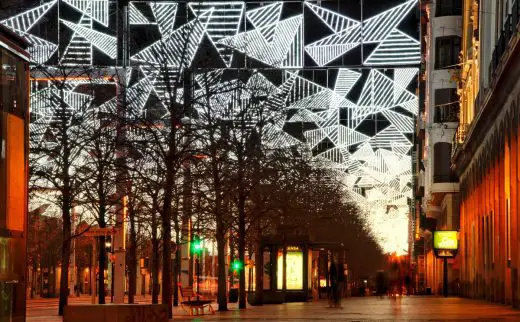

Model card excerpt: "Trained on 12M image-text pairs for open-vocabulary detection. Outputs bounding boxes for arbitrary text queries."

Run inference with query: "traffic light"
[191,235,203,254]
[232,260,243,272]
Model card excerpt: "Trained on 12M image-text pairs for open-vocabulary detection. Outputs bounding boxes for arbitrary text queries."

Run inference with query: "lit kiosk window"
[0,25,30,322]
[277,246,304,290]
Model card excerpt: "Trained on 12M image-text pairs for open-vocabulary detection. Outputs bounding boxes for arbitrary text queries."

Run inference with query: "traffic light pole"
[113,0,129,304]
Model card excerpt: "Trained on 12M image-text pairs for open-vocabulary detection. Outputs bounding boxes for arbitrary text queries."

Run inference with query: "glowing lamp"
[191,235,203,254]
[232,260,243,272]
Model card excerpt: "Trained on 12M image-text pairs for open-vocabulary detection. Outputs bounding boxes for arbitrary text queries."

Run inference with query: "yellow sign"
[433,231,458,250]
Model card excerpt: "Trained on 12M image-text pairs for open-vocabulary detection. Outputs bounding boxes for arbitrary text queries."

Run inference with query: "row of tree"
[28,17,383,318]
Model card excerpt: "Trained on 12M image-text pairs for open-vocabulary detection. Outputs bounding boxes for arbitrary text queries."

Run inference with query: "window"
[435,36,461,69]
[434,88,459,123]
[436,0,462,17]
[433,142,457,183]
[0,48,27,118]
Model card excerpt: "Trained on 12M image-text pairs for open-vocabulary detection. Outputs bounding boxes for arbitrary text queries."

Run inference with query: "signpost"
[433,231,459,297]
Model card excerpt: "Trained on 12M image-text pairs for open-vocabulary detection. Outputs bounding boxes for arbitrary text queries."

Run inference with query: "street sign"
[433,231,458,250]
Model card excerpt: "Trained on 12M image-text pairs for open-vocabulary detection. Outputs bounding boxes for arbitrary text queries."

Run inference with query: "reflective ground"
[27,295,520,321]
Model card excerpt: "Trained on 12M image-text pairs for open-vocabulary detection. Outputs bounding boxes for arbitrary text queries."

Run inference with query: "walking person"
[328,259,338,308]
[376,270,386,299]
[335,262,346,308]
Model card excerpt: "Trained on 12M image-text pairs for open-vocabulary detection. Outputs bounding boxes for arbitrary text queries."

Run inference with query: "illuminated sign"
[433,231,458,250]
[277,251,303,290]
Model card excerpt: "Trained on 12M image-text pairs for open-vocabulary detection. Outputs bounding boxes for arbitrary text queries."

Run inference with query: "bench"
[179,285,215,316]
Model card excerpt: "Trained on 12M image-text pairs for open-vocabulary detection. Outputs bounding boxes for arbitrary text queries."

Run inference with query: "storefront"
[251,235,346,304]
[0,25,30,322]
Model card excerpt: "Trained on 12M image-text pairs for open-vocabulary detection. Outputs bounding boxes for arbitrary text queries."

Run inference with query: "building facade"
[415,0,462,295]
[0,25,30,322]
[453,0,520,306]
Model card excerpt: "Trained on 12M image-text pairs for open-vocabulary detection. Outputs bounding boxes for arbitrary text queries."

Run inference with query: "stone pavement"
[27,296,520,321]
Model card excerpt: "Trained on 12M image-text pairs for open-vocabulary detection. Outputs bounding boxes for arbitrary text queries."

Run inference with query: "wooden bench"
[179,285,215,316]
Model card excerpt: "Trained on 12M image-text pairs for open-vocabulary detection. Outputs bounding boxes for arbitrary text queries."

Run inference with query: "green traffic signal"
[232,260,243,272]
[191,235,203,254]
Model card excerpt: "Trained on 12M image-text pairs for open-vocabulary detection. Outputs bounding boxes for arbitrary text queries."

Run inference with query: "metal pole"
[196,257,200,301]
[113,0,129,304]
[91,239,97,304]
[443,257,448,297]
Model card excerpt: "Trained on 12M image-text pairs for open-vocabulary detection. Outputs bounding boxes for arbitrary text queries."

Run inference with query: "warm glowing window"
[277,251,303,290]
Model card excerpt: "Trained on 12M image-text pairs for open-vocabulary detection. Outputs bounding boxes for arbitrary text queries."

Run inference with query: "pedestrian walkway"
[27,296,520,321]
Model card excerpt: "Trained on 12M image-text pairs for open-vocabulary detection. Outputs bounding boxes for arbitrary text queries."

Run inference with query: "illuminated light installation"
[189,2,245,67]
[305,0,420,66]
[61,19,117,60]
[2,1,419,255]
[217,15,303,68]
[0,1,57,33]
[63,0,110,27]
[149,2,178,38]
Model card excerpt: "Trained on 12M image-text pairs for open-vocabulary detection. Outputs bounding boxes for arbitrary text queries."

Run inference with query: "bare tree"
[30,65,101,315]
[77,104,119,304]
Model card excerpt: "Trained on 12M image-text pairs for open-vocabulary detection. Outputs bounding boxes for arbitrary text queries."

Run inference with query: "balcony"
[489,0,520,80]
[433,174,458,184]
[434,104,459,123]
[451,123,468,159]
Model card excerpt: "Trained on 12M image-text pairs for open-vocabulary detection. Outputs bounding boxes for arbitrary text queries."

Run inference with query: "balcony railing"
[433,174,459,183]
[434,104,459,123]
[451,123,468,158]
[489,0,520,80]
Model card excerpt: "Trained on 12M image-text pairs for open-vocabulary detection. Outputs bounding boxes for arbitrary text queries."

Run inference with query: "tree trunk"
[161,215,172,318]
[238,195,246,309]
[98,235,106,304]
[58,88,72,316]
[216,219,228,311]
[128,208,137,304]
[254,225,263,305]
[58,205,71,315]
[161,168,174,317]
[173,217,181,306]
[151,223,159,304]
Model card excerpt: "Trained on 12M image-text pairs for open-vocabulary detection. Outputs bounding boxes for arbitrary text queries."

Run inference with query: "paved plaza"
[26,296,520,321]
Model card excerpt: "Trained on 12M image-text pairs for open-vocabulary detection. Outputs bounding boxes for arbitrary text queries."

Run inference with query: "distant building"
[415,0,462,295]
[0,24,30,322]
[452,0,520,306]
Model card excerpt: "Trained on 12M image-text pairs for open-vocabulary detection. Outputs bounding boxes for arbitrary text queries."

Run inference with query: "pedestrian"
[376,270,386,298]
[335,262,345,308]
[405,275,411,296]
[328,259,338,308]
